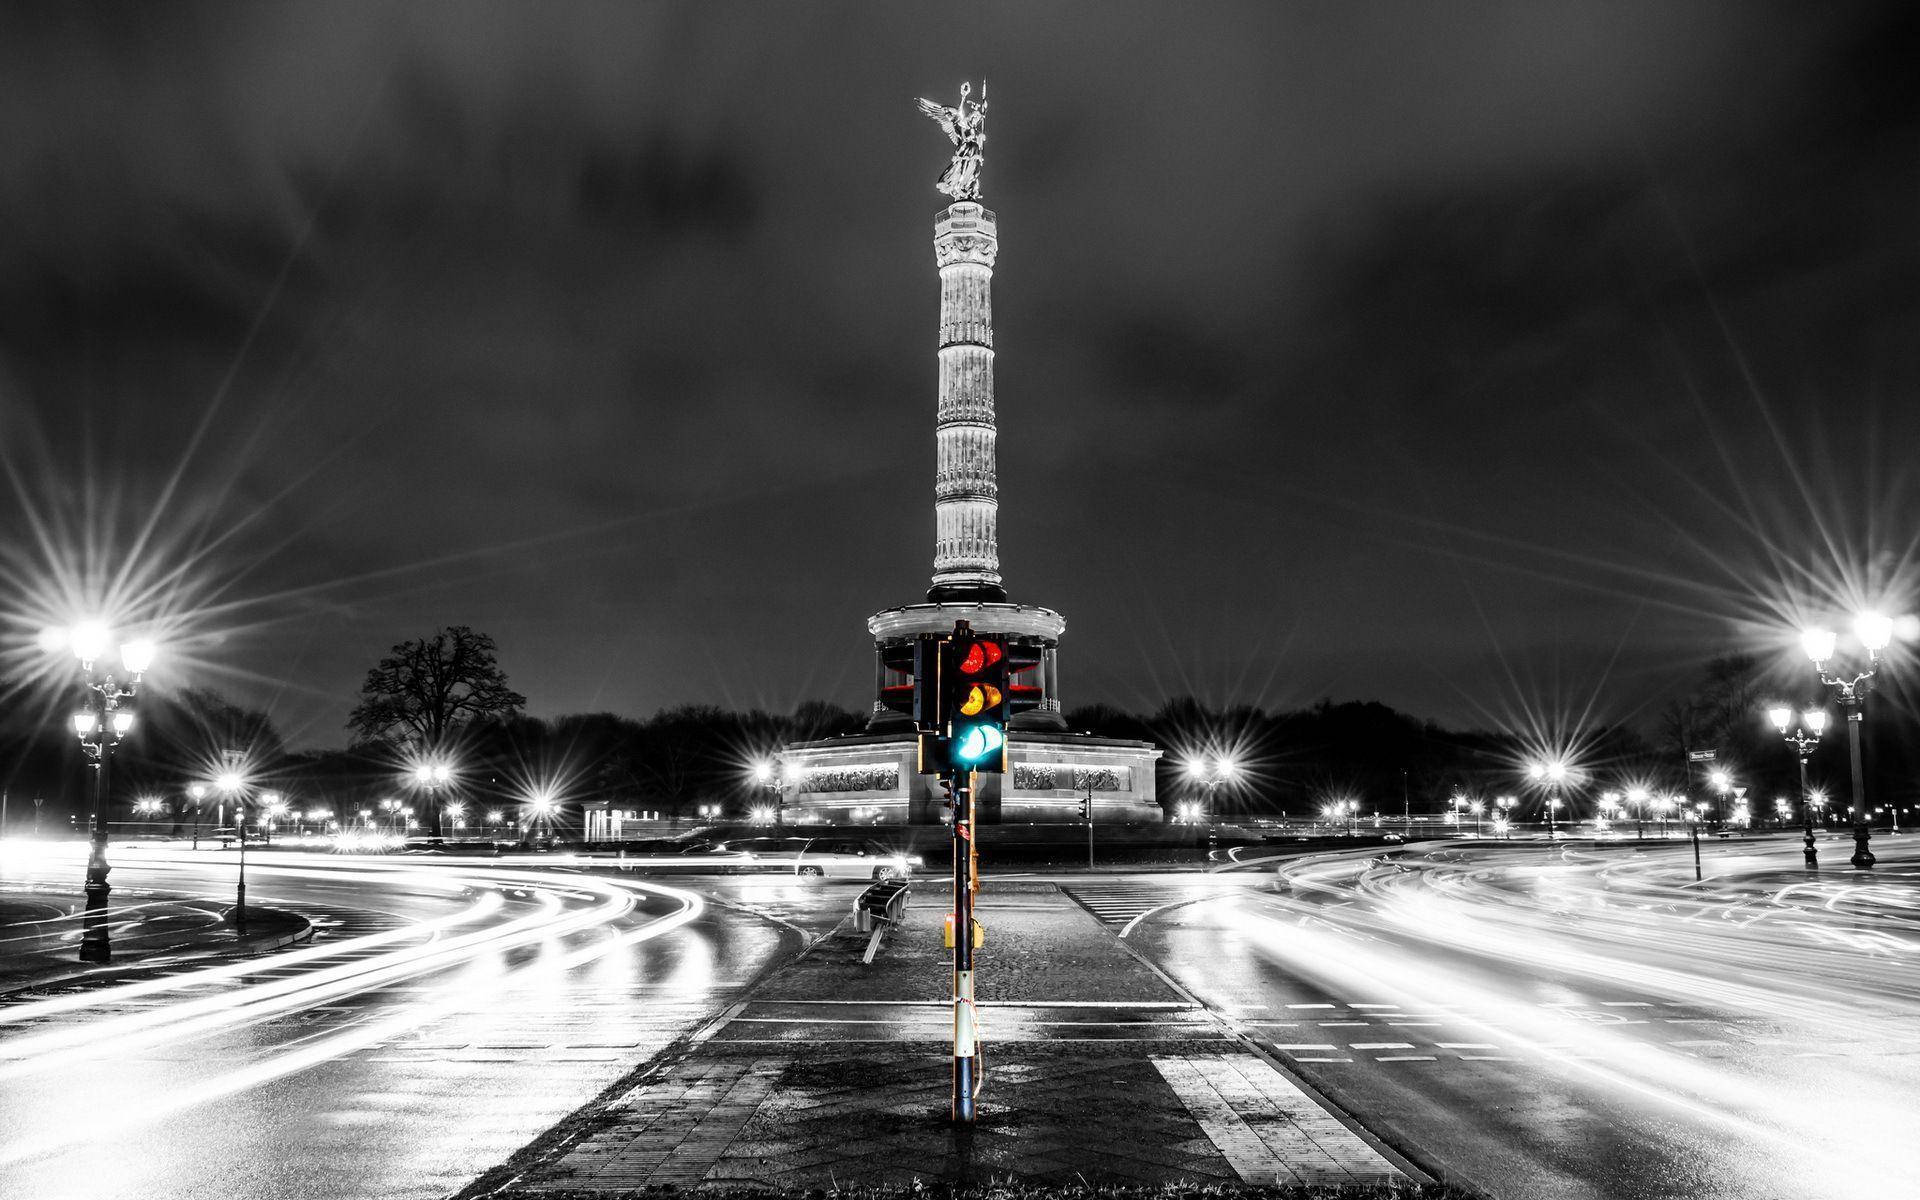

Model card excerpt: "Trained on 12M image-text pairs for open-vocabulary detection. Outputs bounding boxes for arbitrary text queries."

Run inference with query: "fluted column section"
[929,202,1006,602]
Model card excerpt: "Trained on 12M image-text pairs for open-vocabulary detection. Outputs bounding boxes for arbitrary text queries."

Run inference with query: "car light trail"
[0,861,706,1167]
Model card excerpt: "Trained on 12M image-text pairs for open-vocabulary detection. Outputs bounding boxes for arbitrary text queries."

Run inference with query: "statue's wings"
[916,97,961,145]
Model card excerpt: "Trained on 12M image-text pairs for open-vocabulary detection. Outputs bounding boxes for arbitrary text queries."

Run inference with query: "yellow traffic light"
[959,684,1003,716]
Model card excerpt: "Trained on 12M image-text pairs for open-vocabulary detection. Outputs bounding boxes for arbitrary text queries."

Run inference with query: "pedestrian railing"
[851,878,911,964]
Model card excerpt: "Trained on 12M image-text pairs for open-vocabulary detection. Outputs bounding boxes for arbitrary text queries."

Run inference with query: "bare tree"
[348,627,525,833]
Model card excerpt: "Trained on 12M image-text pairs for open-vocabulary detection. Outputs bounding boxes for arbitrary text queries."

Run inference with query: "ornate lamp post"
[1495,795,1515,839]
[1768,704,1827,867]
[1526,761,1574,838]
[750,759,785,827]
[1802,614,1892,869]
[215,766,250,929]
[69,622,155,962]
[1183,756,1239,824]
[1624,787,1650,839]
[413,761,452,839]
[1469,798,1485,836]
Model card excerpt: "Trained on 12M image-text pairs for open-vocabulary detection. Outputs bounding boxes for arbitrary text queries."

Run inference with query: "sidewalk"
[0,890,311,994]
[468,883,1431,1198]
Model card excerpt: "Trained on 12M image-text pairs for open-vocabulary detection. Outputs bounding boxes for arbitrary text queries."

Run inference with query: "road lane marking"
[1153,1053,1406,1184]
[1376,1056,1435,1061]
[1348,1043,1413,1050]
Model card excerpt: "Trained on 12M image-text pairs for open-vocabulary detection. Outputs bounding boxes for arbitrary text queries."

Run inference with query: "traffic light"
[1004,642,1045,719]
[878,635,946,730]
[945,633,1009,774]
[1080,793,1093,822]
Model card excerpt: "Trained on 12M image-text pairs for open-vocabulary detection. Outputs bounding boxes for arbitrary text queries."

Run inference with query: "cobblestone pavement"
[487,883,1413,1193]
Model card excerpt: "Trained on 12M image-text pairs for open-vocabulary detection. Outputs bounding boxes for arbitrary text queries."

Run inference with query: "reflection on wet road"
[0,848,828,1200]
[1131,836,1920,1200]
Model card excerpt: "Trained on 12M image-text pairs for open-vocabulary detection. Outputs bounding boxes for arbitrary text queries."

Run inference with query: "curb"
[0,907,316,998]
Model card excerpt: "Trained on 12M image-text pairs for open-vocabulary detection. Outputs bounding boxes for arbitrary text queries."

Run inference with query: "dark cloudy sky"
[2,2,1916,750]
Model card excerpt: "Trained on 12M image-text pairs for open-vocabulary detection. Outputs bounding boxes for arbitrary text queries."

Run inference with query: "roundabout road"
[0,845,848,1200]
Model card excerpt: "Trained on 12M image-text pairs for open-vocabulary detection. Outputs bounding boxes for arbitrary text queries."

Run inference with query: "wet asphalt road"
[5,835,1916,1200]
[0,846,851,1200]
[1097,832,1920,1200]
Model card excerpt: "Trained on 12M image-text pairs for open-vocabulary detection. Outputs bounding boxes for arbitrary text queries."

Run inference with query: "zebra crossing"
[1061,878,1246,930]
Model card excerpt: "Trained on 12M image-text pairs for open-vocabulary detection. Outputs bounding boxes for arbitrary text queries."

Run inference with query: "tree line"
[2,627,1911,833]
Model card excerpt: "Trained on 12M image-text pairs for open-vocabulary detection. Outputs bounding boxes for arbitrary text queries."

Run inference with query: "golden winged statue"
[916,81,988,202]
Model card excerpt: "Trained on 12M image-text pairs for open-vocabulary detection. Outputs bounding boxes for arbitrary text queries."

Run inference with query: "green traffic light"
[953,724,1005,765]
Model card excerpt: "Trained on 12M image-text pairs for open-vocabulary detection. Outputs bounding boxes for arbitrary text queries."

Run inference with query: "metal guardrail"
[851,879,911,963]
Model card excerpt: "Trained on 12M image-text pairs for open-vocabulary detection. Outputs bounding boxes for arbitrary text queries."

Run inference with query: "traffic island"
[0,892,313,994]
[465,884,1434,1198]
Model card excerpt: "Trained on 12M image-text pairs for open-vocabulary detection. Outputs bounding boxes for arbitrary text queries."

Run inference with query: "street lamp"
[1768,704,1828,868]
[1624,787,1650,839]
[526,789,558,846]
[68,623,155,961]
[1803,613,1893,868]
[1526,761,1573,837]
[259,791,284,844]
[215,766,251,929]
[750,759,785,828]
[1468,798,1485,836]
[1496,795,1515,839]
[412,761,453,839]
[1183,755,1240,826]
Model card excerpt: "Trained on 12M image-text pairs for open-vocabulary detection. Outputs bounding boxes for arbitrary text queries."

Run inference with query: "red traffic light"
[959,640,1004,674]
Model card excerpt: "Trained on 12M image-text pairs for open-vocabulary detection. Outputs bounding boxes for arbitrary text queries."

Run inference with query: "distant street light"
[1526,761,1575,838]
[1468,798,1485,836]
[215,765,251,930]
[1624,787,1650,840]
[412,761,453,840]
[526,789,560,846]
[1768,704,1828,868]
[69,623,155,961]
[1496,795,1515,839]
[1183,755,1239,825]
[1803,613,1893,869]
[750,759,785,828]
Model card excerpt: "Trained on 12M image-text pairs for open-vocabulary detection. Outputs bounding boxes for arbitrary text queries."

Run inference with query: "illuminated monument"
[780,84,1160,825]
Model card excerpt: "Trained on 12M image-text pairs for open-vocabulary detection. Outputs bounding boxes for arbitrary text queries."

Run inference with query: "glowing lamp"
[120,639,155,674]
[953,724,1004,766]
[1802,627,1836,665]
[958,640,1004,674]
[70,621,110,664]
[111,711,135,734]
[72,711,98,735]
[959,684,1002,716]
[1803,708,1828,734]
[1767,705,1792,732]
[1856,612,1894,653]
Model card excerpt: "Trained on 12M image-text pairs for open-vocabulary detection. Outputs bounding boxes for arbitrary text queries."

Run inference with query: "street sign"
[1687,750,1716,761]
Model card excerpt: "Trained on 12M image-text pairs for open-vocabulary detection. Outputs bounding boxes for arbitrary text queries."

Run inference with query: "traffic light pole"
[950,771,977,1123]
[1086,785,1095,871]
